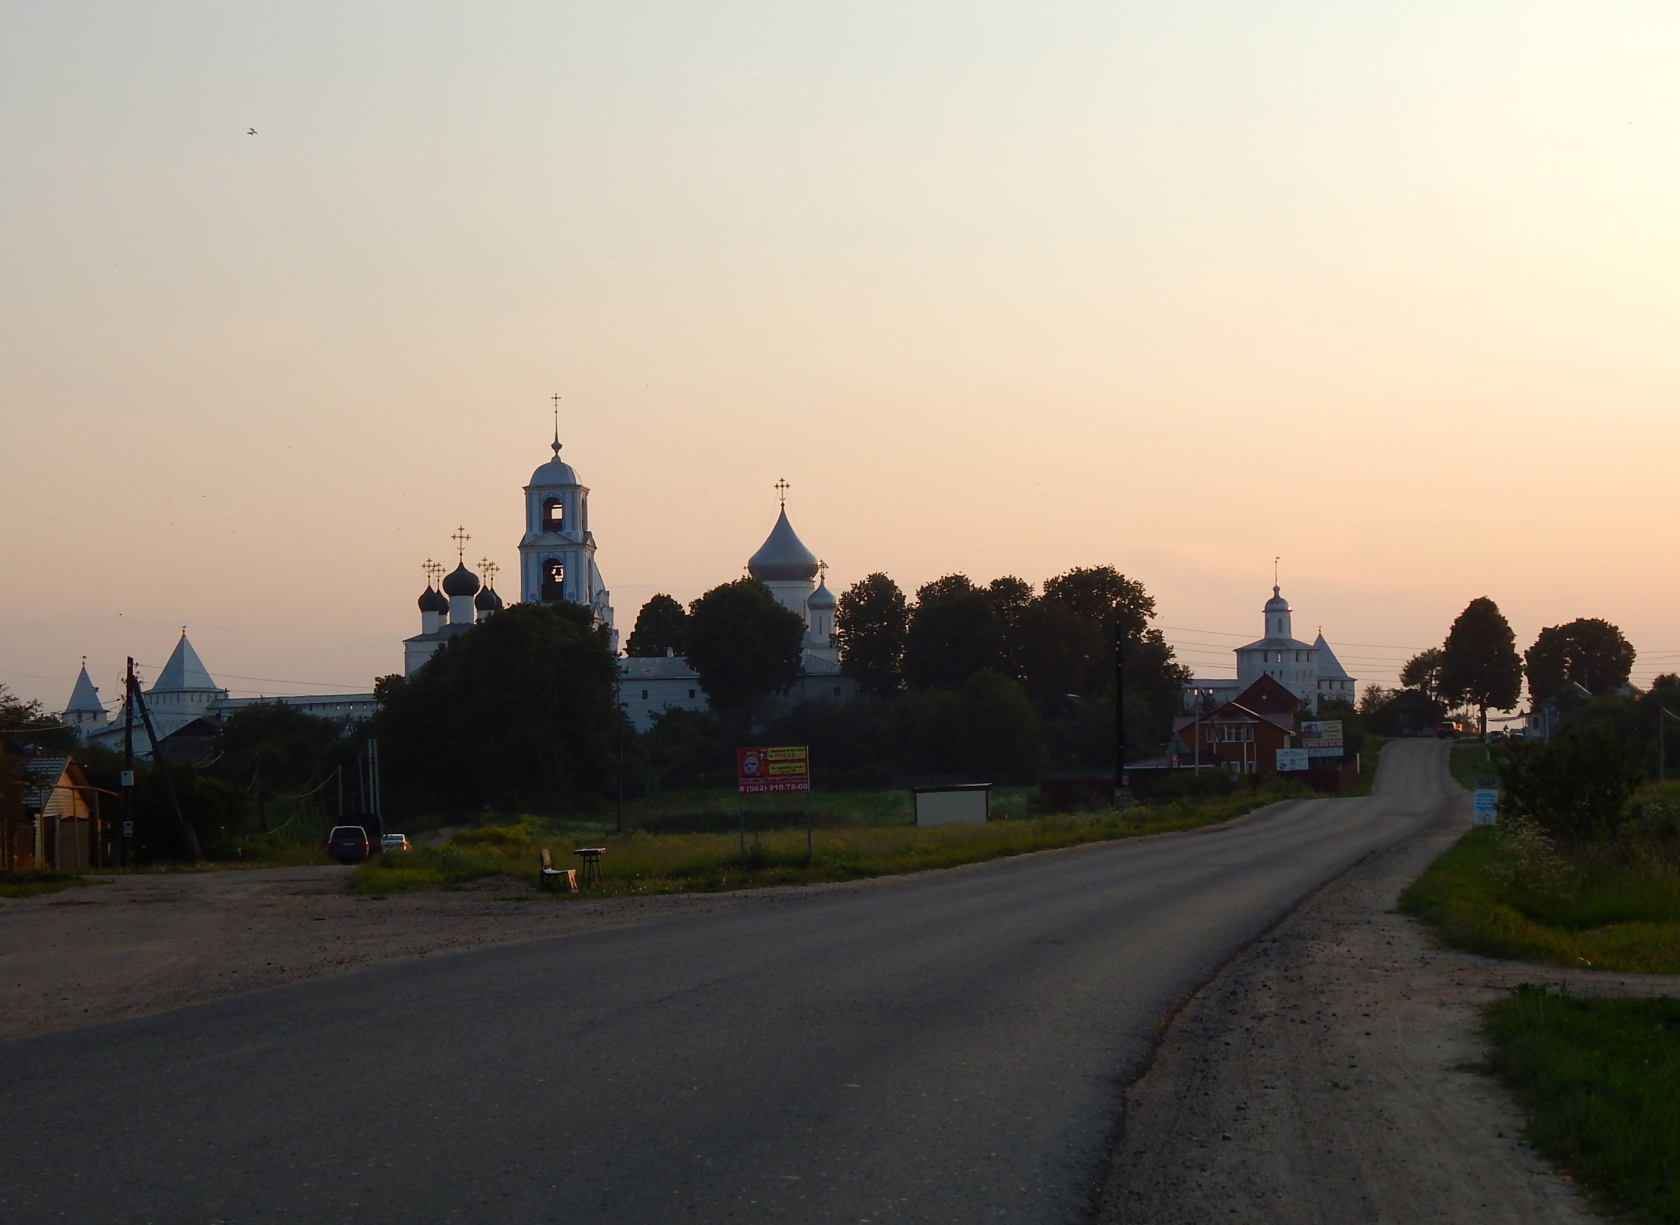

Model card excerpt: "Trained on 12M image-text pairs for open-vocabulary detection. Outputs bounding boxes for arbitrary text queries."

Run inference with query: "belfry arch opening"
[541,559,565,602]
[543,497,564,531]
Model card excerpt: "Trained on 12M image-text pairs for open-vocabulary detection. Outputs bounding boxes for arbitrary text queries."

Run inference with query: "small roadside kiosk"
[912,783,993,827]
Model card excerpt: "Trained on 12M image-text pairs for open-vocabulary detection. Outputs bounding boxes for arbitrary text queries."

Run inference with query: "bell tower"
[517,401,616,646]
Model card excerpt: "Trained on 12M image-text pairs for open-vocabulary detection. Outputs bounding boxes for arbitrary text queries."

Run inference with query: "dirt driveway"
[0,867,778,1042]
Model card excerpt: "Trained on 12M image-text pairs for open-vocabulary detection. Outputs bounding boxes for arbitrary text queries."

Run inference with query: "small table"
[573,847,605,888]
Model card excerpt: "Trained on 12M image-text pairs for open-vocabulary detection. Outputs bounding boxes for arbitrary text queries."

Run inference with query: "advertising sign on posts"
[1472,789,1499,826]
[736,746,811,794]
[1299,720,1345,759]
[1276,748,1311,772]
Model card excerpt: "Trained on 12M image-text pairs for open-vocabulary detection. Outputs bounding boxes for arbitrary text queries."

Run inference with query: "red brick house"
[1169,675,1301,781]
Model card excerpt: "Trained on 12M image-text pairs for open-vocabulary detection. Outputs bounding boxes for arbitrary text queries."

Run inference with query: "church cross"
[774,478,790,507]
[551,393,563,456]
[452,527,471,562]
[479,558,500,589]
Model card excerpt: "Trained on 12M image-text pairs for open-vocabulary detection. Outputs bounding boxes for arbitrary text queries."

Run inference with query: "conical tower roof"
[1313,633,1351,680]
[150,634,220,693]
[747,508,819,583]
[64,665,103,715]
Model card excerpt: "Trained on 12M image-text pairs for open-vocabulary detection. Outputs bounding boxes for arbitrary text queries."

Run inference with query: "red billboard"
[736,745,811,794]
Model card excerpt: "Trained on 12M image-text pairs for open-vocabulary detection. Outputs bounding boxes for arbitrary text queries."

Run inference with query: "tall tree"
[1041,566,1154,639]
[625,593,690,658]
[1524,618,1636,703]
[835,573,908,697]
[902,575,1005,690]
[988,576,1036,682]
[685,579,806,714]
[1439,597,1523,735]
[373,601,620,815]
[1399,647,1445,702]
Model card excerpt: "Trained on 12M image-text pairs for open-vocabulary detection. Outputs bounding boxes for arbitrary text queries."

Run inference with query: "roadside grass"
[349,788,1292,896]
[0,870,100,899]
[1400,786,1680,972]
[1484,986,1680,1224]
[1450,742,1499,791]
[1347,737,1388,797]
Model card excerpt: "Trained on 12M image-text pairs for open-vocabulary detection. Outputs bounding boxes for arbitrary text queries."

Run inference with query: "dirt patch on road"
[0,867,794,1041]
[1100,799,1680,1224]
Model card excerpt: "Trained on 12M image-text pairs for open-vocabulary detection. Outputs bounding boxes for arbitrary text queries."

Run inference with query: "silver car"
[381,833,411,853]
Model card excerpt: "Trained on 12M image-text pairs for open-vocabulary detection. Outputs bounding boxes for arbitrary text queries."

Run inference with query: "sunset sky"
[4,1,1679,711]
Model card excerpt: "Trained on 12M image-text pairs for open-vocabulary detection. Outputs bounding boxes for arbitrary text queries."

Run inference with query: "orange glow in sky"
[4,2,1679,708]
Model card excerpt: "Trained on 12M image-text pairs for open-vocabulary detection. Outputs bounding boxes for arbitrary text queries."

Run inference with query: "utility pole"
[1114,621,1126,795]
[120,658,135,868]
[128,667,203,862]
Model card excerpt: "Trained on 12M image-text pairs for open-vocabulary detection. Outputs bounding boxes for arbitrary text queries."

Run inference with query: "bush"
[1494,723,1645,841]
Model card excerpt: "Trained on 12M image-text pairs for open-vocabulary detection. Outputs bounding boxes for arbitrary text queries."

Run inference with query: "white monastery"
[63,419,850,743]
[1182,584,1356,715]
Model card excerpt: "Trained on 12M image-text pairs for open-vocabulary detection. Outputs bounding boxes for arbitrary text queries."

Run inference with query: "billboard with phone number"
[737,745,811,794]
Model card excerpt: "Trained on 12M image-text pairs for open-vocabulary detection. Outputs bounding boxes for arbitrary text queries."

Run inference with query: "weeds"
[1484,986,1680,1223]
[350,790,1282,896]
[0,870,99,899]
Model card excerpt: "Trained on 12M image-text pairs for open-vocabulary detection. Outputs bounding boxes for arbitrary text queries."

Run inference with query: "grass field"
[1485,986,1680,1224]
[350,788,1292,896]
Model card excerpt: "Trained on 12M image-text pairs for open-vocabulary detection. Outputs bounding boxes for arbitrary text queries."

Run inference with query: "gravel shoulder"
[1099,772,1680,1225]
[0,867,802,1042]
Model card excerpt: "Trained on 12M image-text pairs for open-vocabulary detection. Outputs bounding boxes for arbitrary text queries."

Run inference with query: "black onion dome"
[418,585,449,614]
[474,586,497,610]
[442,563,481,597]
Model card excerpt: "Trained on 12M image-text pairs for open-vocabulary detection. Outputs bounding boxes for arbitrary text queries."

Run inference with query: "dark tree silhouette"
[373,602,619,815]
[1400,647,1445,702]
[835,573,908,697]
[685,579,806,714]
[902,575,1005,690]
[1439,597,1523,735]
[625,593,690,658]
[1524,618,1636,703]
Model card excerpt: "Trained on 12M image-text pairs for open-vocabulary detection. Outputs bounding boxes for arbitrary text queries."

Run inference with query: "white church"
[399,424,850,731]
[1182,584,1356,715]
[63,422,851,743]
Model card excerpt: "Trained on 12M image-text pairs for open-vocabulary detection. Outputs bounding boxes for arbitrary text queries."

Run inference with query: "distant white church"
[396,425,850,731]
[1183,584,1356,715]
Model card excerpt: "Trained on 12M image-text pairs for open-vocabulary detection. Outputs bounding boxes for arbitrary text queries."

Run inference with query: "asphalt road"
[0,740,1453,1225]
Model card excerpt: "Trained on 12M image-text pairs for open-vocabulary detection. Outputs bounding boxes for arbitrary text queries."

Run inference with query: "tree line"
[1363,596,1646,736]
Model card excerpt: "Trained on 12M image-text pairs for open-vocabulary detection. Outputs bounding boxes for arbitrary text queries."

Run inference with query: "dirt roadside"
[0,868,812,1042]
[1099,792,1680,1224]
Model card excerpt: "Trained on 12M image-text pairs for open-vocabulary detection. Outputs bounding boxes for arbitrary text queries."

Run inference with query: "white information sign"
[1276,748,1311,772]
[1472,789,1499,826]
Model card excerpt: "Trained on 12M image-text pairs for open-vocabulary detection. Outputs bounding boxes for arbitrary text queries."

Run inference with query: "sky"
[4,1,1679,711]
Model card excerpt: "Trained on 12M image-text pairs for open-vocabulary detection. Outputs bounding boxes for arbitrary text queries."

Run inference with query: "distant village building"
[1183,584,1357,716]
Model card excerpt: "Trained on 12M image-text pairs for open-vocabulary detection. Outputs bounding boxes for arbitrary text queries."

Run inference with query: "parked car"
[381,833,410,853]
[1435,721,1464,740]
[327,825,371,864]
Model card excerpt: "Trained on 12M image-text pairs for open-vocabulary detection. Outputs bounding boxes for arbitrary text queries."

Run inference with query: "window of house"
[541,559,565,602]
[688,689,696,699]
[543,498,564,531]
[1215,724,1254,743]
[641,689,648,700]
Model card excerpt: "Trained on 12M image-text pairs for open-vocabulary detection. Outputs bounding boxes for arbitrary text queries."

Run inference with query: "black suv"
[326,825,371,864]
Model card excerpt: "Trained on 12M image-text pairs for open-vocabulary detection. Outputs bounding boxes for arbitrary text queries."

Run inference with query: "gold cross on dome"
[479,558,499,588]
[774,478,790,507]
[452,527,471,561]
